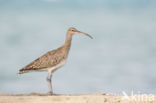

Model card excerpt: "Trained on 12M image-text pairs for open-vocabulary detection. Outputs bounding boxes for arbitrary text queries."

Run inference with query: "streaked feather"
[18,46,69,74]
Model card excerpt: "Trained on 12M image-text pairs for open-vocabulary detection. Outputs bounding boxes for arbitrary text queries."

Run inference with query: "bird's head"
[67,27,93,39]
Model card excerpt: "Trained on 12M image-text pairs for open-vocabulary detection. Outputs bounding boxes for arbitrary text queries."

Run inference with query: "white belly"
[48,60,66,73]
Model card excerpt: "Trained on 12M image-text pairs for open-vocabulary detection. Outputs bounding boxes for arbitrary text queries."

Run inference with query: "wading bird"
[18,27,93,95]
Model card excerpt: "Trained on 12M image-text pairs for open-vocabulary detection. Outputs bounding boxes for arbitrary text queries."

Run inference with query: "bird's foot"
[47,91,53,95]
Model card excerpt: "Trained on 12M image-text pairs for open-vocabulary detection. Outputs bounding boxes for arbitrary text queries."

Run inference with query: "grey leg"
[46,72,53,95]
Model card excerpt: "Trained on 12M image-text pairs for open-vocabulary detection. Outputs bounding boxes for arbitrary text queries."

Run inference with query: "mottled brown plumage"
[18,27,93,95]
[19,45,69,74]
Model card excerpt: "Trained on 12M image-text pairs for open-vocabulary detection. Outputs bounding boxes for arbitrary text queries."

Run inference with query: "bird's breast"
[48,59,67,73]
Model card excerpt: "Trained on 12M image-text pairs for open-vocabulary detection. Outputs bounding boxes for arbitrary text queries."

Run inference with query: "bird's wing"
[19,47,65,74]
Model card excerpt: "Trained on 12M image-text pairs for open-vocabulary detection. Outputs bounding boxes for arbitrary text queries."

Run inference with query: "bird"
[18,27,93,95]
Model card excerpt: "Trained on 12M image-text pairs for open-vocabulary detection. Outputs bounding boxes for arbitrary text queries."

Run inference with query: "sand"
[0,93,155,103]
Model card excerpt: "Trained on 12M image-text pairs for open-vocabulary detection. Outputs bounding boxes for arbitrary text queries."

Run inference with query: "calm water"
[0,0,156,94]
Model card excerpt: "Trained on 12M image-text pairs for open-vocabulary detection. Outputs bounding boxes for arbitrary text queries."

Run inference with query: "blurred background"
[0,0,156,94]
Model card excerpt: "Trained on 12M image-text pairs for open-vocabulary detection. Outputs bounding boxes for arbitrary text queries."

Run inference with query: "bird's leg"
[46,72,53,95]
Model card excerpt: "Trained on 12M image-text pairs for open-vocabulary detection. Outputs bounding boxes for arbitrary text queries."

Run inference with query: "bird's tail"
[18,69,30,74]
[18,71,24,74]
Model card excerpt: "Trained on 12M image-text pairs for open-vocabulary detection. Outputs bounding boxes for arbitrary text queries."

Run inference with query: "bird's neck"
[64,32,72,47]
[63,32,73,53]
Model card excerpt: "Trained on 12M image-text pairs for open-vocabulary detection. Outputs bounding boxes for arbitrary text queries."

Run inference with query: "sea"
[0,0,156,95]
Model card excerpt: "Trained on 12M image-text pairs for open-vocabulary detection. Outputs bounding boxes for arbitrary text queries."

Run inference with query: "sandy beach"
[0,93,155,103]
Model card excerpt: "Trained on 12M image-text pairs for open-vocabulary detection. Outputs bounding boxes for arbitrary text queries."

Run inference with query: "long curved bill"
[77,31,93,39]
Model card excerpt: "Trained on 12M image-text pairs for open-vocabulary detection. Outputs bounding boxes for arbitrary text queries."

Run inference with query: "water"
[0,0,156,94]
